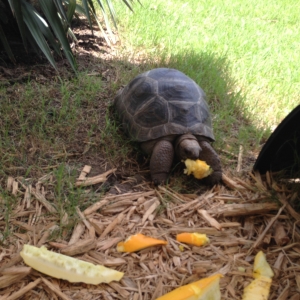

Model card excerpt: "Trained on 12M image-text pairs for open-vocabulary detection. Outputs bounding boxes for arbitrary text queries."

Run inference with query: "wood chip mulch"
[1,167,300,300]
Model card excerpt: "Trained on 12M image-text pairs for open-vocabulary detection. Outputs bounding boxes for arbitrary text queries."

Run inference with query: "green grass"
[114,0,300,136]
[0,66,138,235]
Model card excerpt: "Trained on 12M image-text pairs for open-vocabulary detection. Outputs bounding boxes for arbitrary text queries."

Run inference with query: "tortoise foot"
[150,140,174,185]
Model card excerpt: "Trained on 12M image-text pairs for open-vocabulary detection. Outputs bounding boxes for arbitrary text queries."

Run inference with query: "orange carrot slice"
[176,233,210,247]
[117,233,168,253]
[156,273,222,300]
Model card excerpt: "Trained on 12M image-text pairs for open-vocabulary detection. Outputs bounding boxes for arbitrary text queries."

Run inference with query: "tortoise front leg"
[150,140,174,185]
[198,141,222,185]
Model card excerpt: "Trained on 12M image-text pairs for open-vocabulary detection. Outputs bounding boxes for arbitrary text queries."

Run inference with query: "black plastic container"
[254,105,300,176]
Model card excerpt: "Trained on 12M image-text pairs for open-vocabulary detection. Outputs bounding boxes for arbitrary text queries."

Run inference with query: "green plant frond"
[67,26,78,42]
[0,24,16,63]
[21,2,57,70]
[30,9,62,56]
[8,0,29,50]
[89,8,111,46]
[94,0,113,37]
[2,0,141,71]
[65,0,76,24]
[70,1,86,15]
[81,0,93,33]
[56,10,78,42]
[52,0,69,25]
[38,0,77,72]
[24,28,43,55]
[121,0,135,12]
[105,0,118,28]
[86,0,97,14]
[52,0,70,32]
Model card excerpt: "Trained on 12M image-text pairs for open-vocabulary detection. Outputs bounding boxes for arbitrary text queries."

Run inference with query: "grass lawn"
[114,0,300,143]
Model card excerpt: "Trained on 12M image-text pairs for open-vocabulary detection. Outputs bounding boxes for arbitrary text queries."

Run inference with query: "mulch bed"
[1,167,300,300]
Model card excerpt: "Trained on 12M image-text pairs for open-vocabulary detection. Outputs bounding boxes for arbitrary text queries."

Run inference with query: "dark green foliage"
[0,0,138,71]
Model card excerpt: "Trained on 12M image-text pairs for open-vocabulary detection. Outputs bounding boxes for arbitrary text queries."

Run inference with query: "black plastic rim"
[253,105,300,176]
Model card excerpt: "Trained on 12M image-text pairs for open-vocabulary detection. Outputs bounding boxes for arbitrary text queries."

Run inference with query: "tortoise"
[114,68,222,185]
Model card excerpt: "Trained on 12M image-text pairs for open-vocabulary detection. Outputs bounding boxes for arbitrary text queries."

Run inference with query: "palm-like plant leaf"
[8,0,29,50]
[120,0,135,12]
[0,24,16,63]
[94,0,114,38]
[53,0,69,25]
[1,0,141,71]
[106,0,118,27]
[81,0,93,33]
[21,2,58,70]
[27,7,62,56]
[38,0,76,72]
[65,0,76,24]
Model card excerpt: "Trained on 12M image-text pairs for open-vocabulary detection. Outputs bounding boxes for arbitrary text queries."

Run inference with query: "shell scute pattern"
[124,76,158,116]
[115,68,214,142]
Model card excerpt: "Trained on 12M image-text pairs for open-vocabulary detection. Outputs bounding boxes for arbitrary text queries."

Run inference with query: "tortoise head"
[175,134,201,160]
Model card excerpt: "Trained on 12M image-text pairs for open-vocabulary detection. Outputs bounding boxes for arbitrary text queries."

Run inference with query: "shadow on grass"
[111,49,269,172]
[0,44,270,196]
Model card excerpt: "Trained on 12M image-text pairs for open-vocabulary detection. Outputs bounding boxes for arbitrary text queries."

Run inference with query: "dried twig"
[250,204,286,250]
[236,145,243,172]
[208,202,279,217]
[75,168,116,187]
[198,209,222,230]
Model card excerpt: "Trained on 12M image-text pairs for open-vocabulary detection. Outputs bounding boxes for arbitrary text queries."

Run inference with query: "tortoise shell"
[114,68,215,142]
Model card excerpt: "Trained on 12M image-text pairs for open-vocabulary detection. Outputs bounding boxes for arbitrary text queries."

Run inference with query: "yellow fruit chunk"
[242,276,272,300]
[156,273,222,300]
[20,244,124,285]
[242,251,274,300]
[176,233,210,247]
[117,233,168,253]
[184,159,213,179]
[253,251,274,278]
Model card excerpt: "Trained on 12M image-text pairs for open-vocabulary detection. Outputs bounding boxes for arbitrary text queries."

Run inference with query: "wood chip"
[222,174,245,190]
[77,165,92,181]
[84,199,110,215]
[198,209,222,230]
[100,212,125,239]
[6,278,42,300]
[251,204,286,250]
[75,168,116,187]
[142,199,160,225]
[24,185,56,213]
[68,222,85,245]
[60,238,96,256]
[41,278,72,300]
[208,202,279,217]
[274,222,290,246]
[109,282,130,298]
[0,273,30,289]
